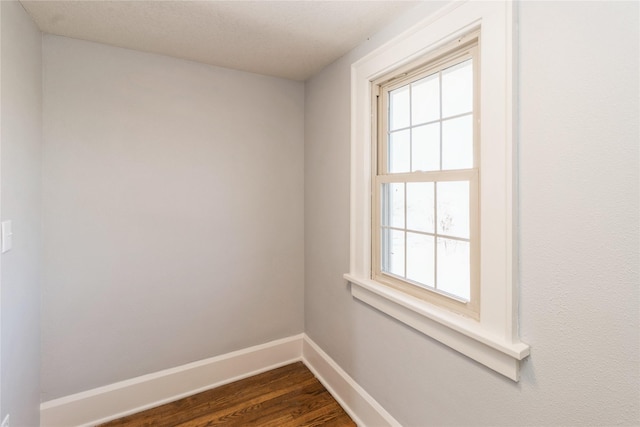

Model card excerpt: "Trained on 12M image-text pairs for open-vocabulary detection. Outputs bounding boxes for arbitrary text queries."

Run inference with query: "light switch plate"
[1,220,13,253]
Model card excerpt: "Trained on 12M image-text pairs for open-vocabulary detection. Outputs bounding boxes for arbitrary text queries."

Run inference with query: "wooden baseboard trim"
[40,335,304,427]
[301,335,401,427]
[40,334,399,427]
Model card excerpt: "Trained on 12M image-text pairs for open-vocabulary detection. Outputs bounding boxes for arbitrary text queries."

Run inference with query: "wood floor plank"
[98,362,355,427]
[173,377,322,426]
[101,363,315,426]
[174,366,316,425]
[259,389,348,427]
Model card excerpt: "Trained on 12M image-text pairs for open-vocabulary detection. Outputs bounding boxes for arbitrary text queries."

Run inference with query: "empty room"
[1,0,638,426]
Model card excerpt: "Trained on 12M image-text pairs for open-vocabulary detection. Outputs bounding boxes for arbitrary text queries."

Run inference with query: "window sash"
[372,40,480,319]
[372,173,480,317]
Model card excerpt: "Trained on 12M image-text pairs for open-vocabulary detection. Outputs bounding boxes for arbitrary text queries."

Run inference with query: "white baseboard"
[40,335,304,427]
[301,336,401,427]
[40,333,400,427]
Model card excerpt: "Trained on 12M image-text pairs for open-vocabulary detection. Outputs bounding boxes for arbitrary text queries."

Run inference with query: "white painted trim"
[0,2,3,420]
[347,275,528,380]
[346,0,529,381]
[40,334,400,427]
[40,335,304,427]
[302,335,401,427]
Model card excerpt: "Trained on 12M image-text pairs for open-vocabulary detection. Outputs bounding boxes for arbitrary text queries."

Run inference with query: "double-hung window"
[345,1,529,381]
[373,35,479,319]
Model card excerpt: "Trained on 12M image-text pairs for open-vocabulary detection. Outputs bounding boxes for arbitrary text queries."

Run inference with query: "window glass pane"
[382,183,405,228]
[442,115,473,170]
[407,232,434,287]
[406,182,434,233]
[442,59,473,118]
[411,73,439,125]
[378,49,478,309]
[389,129,411,173]
[383,229,405,277]
[411,123,440,172]
[389,85,410,130]
[437,238,470,301]
[437,181,469,239]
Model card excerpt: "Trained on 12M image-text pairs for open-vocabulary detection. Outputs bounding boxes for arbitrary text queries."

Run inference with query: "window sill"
[344,274,530,381]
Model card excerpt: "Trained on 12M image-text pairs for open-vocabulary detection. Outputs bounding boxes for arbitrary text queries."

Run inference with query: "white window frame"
[344,1,530,381]
[373,34,481,320]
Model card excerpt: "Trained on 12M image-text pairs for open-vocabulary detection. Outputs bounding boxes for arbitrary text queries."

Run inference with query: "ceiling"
[20,0,419,81]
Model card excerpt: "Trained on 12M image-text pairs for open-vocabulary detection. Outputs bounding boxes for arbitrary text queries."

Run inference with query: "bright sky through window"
[378,55,476,303]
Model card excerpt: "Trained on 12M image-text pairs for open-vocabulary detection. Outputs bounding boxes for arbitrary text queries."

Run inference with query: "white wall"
[41,36,304,401]
[1,1,43,425]
[305,1,639,425]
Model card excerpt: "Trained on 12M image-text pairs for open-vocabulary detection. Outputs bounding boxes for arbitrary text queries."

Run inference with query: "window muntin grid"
[373,40,479,316]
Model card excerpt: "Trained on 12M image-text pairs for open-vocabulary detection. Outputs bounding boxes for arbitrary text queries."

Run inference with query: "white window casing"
[344,1,530,381]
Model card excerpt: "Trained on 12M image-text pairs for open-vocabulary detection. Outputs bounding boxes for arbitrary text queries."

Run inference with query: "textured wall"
[42,36,304,401]
[305,1,639,425]
[0,1,43,425]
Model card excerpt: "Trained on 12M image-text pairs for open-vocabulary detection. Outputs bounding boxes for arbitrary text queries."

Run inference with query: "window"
[372,35,479,319]
[345,1,529,381]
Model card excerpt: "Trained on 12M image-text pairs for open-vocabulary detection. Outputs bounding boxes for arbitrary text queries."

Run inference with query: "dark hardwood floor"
[98,362,356,426]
